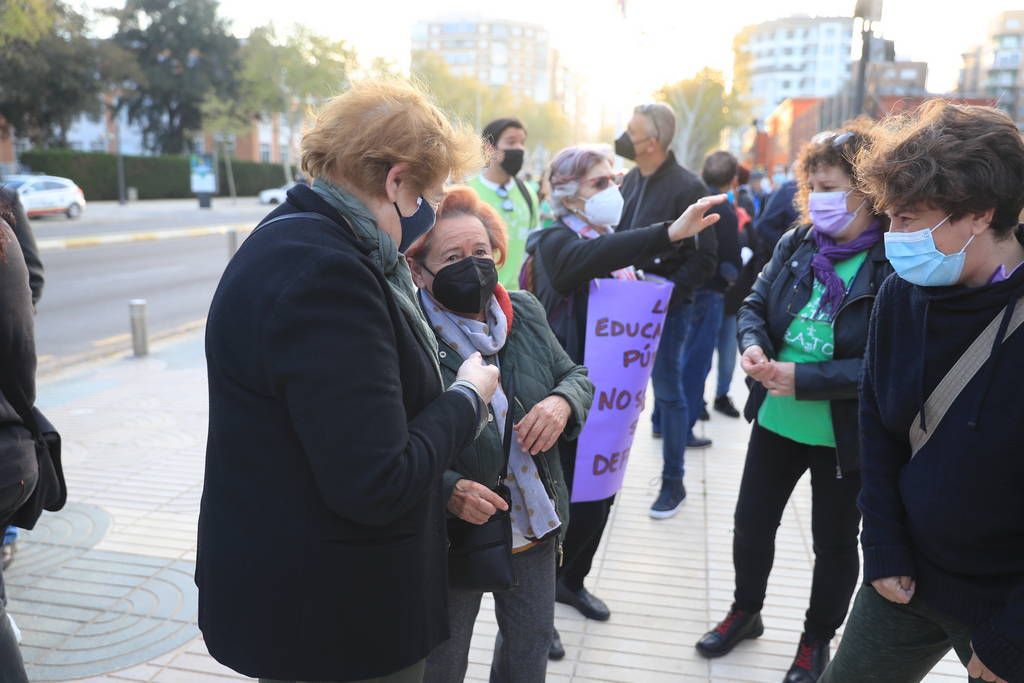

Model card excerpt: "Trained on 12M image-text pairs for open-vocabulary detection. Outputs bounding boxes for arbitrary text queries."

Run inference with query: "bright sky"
[83,0,1017,132]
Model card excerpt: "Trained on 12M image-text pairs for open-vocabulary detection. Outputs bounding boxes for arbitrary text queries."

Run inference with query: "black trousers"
[558,439,614,592]
[732,423,861,641]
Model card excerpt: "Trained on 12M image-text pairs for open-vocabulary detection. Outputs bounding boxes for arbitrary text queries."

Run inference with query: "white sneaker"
[7,612,21,643]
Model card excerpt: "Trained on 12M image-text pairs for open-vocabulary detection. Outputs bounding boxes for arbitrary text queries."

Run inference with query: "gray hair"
[547,146,611,217]
[635,103,676,151]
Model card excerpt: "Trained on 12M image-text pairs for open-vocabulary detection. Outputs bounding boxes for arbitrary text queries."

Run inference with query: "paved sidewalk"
[10,333,964,682]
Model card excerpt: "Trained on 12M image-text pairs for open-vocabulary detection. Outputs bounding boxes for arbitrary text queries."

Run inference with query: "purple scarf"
[812,219,884,315]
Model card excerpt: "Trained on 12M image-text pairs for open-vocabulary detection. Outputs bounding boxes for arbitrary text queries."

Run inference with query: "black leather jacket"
[737,225,893,476]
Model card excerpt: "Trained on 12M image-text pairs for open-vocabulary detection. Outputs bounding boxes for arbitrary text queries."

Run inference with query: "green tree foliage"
[107,0,240,154]
[657,68,746,171]
[239,25,355,182]
[0,2,130,146]
[410,50,573,167]
[0,0,54,46]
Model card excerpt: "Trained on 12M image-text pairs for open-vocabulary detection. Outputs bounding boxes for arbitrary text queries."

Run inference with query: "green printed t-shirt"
[469,175,539,290]
[758,250,868,447]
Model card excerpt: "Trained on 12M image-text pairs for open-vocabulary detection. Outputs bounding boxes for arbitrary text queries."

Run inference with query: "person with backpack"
[696,125,893,683]
[820,102,1024,683]
[524,145,724,654]
[470,118,539,290]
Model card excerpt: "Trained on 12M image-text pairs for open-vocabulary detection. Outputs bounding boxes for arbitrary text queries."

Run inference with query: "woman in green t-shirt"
[694,125,894,682]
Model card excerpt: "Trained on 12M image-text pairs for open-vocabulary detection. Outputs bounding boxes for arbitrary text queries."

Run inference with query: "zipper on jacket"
[827,293,875,481]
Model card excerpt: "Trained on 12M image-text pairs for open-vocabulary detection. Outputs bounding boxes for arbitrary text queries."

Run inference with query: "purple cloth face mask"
[809,190,865,237]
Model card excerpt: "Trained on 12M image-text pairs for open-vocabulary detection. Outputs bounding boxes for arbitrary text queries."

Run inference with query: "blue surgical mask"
[395,196,436,252]
[883,215,976,286]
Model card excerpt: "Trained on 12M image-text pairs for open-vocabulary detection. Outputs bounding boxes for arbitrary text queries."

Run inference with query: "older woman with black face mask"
[523,146,724,654]
[199,80,500,683]
[407,186,593,683]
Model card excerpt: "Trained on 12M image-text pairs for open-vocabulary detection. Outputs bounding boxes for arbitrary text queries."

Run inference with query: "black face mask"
[499,148,525,177]
[425,256,499,315]
[614,131,636,161]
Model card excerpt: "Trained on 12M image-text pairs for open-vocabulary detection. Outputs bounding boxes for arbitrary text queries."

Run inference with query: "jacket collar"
[427,286,516,375]
[282,184,372,256]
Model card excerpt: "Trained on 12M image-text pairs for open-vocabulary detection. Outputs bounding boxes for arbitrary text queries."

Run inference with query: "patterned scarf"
[312,178,441,381]
[564,214,638,280]
[420,289,561,548]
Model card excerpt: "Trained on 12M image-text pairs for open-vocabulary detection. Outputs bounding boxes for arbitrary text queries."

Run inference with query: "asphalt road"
[30,196,271,238]
[33,198,275,371]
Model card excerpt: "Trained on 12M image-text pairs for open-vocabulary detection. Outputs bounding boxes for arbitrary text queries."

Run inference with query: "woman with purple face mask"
[695,124,893,683]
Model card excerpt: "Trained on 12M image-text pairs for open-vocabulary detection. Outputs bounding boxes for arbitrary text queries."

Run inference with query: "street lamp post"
[853,0,884,117]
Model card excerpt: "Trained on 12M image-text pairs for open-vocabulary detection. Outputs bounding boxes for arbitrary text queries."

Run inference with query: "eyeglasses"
[495,185,515,212]
[584,175,617,192]
[831,131,855,148]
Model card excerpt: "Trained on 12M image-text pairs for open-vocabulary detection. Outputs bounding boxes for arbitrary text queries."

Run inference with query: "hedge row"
[17,150,296,201]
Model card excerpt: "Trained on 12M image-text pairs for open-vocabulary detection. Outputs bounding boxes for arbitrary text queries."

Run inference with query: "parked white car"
[2,174,86,219]
[258,184,292,205]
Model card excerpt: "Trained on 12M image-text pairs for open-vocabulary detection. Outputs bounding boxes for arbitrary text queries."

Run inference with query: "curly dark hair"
[856,100,1024,235]
[794,117,880,225]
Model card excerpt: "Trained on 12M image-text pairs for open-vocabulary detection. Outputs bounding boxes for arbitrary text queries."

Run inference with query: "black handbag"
[446,378,517,592]
[4,385,64,530]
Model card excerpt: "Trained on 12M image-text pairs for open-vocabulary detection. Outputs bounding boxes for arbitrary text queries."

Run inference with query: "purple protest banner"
[571,277,674,503]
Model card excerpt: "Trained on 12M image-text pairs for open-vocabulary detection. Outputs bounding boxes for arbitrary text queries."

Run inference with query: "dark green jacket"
[435,290,594,543]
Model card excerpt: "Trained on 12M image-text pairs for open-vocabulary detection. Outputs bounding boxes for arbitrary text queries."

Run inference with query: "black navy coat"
[196,186,477,681]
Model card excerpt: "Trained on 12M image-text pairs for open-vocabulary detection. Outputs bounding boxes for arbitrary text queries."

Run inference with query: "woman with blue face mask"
[697,124,894,683]
[820,104,1024,683]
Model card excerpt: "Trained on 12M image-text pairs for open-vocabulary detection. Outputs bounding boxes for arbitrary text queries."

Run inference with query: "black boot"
[695,606,764,658]
[548,627,565,661]
[783,633,830,683]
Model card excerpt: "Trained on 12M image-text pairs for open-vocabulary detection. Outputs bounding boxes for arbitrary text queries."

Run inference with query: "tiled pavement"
[10,333,965,682]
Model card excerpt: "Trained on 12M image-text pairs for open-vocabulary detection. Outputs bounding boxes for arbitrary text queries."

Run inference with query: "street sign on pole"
[190,153,217,209]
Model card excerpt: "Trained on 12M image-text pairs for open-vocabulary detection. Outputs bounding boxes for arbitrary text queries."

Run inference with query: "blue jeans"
[651,303,693,481]
[681,289,725,435]
[716,313,739,398]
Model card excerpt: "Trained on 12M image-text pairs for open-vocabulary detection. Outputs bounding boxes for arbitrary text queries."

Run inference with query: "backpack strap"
[909,296,1024,457]
[513,177,536,228]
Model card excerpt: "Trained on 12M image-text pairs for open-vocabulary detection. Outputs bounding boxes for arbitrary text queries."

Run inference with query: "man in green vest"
[469,118,539,290]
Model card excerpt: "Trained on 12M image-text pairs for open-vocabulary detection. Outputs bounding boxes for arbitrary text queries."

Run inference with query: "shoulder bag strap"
[513,177,536,228]
[909,297,1024,457]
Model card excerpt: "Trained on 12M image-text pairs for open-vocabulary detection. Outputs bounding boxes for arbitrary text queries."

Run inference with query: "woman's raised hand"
[667,194,728,242]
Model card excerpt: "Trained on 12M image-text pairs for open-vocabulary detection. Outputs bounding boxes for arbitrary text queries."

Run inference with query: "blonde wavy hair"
[300,79,483,198]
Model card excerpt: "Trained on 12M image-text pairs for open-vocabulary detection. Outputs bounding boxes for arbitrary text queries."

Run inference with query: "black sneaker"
[714,395,741,418]
[548,627,565,660]
[695,606,764,658]
[649,479,686,519]
[556,580,611,621]
[783,633,830,683]
[688,435,713,449]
